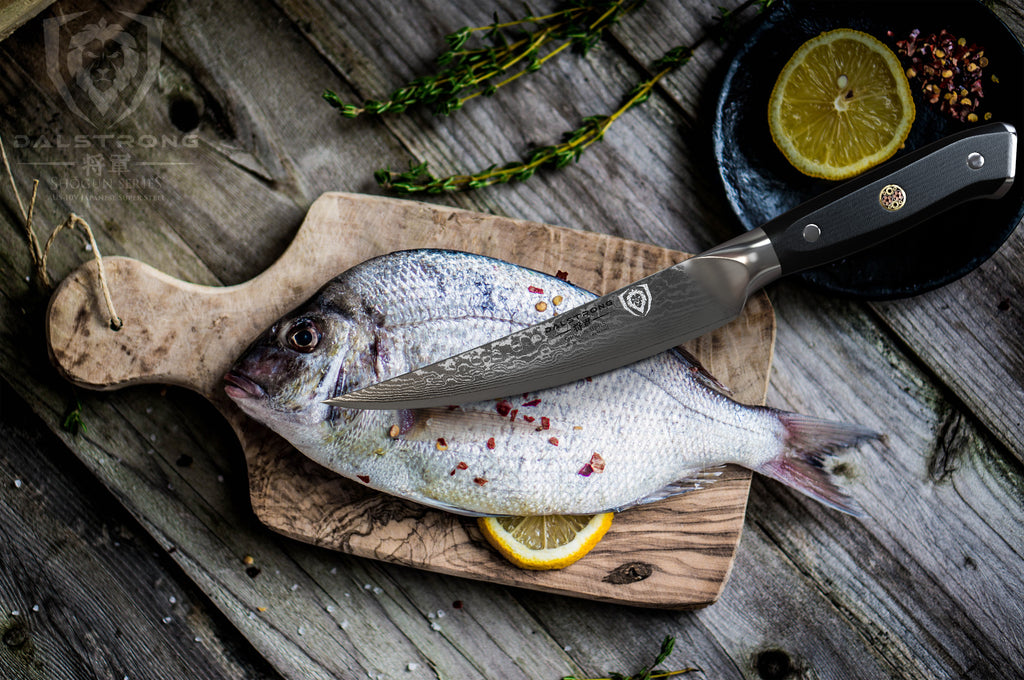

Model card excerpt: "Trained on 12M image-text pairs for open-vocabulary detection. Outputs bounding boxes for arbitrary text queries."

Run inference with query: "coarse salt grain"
[13,479,22,489]
[407,662,420,672]
[430,621,441,632]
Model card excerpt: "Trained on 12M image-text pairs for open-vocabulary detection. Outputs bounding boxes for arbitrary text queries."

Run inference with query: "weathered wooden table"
[2,1,1023,678]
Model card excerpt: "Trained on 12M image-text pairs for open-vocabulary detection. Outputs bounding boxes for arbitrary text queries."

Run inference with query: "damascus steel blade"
[325,229,781,410]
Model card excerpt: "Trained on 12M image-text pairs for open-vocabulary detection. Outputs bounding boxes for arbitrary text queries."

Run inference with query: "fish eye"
[285,319,321,353]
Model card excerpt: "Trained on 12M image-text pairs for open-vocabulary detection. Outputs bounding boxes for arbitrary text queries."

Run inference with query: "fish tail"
[755,411,880,516]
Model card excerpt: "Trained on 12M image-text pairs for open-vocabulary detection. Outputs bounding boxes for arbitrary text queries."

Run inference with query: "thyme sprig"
[62,399,88,436]
[324,0,643,117]
[562,636,701,680]
[375,0,770,193]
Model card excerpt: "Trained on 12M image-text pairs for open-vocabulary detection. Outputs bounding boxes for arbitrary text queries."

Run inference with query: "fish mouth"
[223,372,266,400]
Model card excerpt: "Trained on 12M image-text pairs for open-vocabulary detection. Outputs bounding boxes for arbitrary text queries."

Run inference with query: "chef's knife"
[327,122,1017,410]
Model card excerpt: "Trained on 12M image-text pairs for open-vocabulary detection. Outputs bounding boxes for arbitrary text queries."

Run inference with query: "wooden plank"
[46,192,775,608]
[0,382,283,680]
[0,0,54,42]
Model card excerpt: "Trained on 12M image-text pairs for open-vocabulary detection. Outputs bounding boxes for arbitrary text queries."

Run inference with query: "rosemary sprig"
[375,0,770,193]
[324,1,643,117]
[562,636,702,680]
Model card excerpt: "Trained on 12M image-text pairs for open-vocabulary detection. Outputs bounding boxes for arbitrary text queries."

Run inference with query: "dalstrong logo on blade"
[618,284,652,317]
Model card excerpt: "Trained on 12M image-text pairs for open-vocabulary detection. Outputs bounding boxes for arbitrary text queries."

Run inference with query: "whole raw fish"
[225,249,877,516]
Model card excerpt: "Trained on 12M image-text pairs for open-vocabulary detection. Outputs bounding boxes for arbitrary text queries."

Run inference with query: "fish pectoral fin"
[670,347,733,395]
[407,494,496,518]
[398,405,558,443]
[615,465,729,510]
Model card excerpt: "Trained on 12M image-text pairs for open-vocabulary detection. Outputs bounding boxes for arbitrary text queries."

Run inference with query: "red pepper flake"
[540,416,551,430]
[578,463,594,477]
[528,285,544,294]
[436,438,448,451]
[522,415,535,423]
[555,270,569,281]
[486,437,496,449]
[522,398,541,407]
[450,461,469,475]
[589,452,606,473]
[387,424,400,438]
[495,400,512,417]
[548,437,559,446]
[473,477,488,486]
[895,28,994,123]
[509,408,518,422]
[357,475,370,484]
[452,600,463,609]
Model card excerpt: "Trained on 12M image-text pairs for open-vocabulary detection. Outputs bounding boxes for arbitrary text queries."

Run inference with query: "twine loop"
[2,136,121,331]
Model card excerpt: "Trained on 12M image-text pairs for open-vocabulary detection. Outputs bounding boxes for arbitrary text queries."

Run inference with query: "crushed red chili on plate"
[893,28,993,123]
[555,270,569,281]
[522,398,541,407]
[540,416,551,430]
[522,415,535,423]
[357,475,370,483]
[495,400,512,417]
[436,438,448,450]
[473,477,488,486]
[528,285,544,294]
[486,437,496,449]
[548,437,559,446]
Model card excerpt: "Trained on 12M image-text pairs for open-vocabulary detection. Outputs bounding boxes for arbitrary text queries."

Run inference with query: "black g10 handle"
[761,122,1017,276]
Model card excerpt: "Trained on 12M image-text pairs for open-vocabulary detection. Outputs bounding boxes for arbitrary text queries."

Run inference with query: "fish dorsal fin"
[613,465,729,511]
[670,347,732,395]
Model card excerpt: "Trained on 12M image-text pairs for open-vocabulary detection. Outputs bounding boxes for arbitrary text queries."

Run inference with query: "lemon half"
[768,29,915,180]
[478,513,614,570]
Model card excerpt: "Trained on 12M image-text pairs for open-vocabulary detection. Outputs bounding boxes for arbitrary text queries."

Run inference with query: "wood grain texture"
[2,0,1023,677]
[46,192,776,609]
[0,382,283,680]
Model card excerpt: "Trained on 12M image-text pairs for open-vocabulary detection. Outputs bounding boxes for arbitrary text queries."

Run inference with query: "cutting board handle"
[46,193,486,399]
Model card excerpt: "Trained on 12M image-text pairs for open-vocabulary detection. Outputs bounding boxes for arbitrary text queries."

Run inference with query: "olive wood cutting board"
[46,192,775,609]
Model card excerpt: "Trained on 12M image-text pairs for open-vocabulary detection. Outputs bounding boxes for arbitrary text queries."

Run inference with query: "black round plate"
[712,0,1024,299]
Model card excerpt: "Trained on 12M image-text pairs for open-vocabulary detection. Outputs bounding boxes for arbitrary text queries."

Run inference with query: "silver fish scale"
[229,250,786,516]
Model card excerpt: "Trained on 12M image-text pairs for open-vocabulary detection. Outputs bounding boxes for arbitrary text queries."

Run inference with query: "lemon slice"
[478,513,613,570]
[768,29,915,180]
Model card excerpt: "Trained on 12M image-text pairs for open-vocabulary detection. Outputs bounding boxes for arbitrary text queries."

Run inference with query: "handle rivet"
[967,152,985,169]
[802,223,821,242]
[879,184,907,211]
